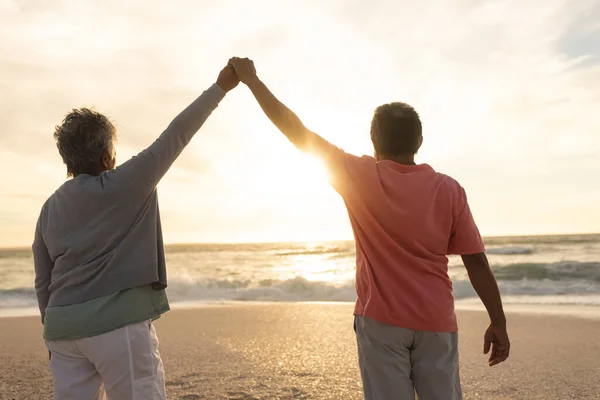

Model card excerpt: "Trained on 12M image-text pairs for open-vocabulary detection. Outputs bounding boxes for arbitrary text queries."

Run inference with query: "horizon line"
[1,231,599,251]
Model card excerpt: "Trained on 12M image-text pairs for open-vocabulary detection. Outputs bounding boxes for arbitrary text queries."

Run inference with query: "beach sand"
[1,303,599,399]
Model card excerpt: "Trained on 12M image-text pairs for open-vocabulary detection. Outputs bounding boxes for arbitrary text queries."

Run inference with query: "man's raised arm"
[228,57,333,155]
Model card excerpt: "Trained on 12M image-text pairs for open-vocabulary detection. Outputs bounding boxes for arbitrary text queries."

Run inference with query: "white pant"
[45,320,166,400]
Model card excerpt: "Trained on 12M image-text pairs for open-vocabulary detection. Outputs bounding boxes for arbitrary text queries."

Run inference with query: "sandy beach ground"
[1,303,600,399]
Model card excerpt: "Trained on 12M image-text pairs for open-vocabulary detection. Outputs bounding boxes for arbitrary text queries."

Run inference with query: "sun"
[289,152,330,184]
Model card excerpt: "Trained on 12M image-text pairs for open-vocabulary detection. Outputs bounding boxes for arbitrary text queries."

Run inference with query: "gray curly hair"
[53,108,117,177]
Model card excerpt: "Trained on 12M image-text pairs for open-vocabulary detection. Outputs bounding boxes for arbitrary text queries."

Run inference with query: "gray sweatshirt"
[32,83,225,321]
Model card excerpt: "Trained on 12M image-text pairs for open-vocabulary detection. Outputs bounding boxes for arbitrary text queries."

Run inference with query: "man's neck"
[378,154,416,166]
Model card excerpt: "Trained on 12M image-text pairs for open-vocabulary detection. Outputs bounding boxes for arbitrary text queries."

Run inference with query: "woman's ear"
[102,148,116,171]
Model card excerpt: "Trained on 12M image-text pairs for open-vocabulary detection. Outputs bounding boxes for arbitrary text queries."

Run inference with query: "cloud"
[1,0,599,246]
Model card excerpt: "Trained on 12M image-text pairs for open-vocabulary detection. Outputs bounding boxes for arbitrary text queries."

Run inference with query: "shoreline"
[3,300,600,320]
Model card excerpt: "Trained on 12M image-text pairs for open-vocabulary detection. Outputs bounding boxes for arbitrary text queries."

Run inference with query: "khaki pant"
[355,315,462,400]
[45,320,166,400]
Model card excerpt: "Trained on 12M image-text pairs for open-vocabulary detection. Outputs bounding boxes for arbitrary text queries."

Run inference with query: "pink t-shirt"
[323,145,485,332]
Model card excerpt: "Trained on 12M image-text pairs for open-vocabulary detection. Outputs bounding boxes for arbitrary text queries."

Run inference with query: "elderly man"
[33,64,239,399]
[228,57,510,400]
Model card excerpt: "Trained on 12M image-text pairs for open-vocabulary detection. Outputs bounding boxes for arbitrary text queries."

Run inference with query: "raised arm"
[462,253,510,366]
[228,57,333,155]
[105,65,239,195]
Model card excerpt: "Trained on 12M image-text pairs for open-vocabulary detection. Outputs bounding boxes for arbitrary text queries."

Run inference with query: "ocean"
[1,234,600,317]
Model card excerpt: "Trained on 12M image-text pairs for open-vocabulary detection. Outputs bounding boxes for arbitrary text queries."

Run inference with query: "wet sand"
[1,303,600,399]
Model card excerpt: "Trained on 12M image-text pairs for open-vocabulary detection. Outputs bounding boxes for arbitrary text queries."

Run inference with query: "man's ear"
[371,135,379,161]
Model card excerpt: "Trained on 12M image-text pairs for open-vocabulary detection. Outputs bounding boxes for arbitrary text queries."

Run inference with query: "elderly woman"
[32,64,239,400]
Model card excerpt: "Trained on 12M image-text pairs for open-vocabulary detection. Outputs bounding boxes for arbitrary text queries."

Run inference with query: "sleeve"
[447,186,485,255]
[316,138,376,199]
[102,83,226,197]
[32,212,53,324]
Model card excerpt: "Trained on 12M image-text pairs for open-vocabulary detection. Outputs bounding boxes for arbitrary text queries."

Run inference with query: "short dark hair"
[370,102,422,156]
[53,108,116,177]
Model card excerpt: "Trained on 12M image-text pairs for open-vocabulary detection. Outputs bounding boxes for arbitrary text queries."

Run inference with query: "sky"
[0,0,599,247]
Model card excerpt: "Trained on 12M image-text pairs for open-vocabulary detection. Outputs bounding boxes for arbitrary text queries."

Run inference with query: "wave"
[162,264,600,302]
[0,278,358,310]
[492,261,600,281]
[484,233,600,246]
[486,246,534,255]
[0,288,37,308]
[3,261,600,312]
[4,276,600,311]
[164,276,357,302]
[274,247,352,257]
[452,279,600,300]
